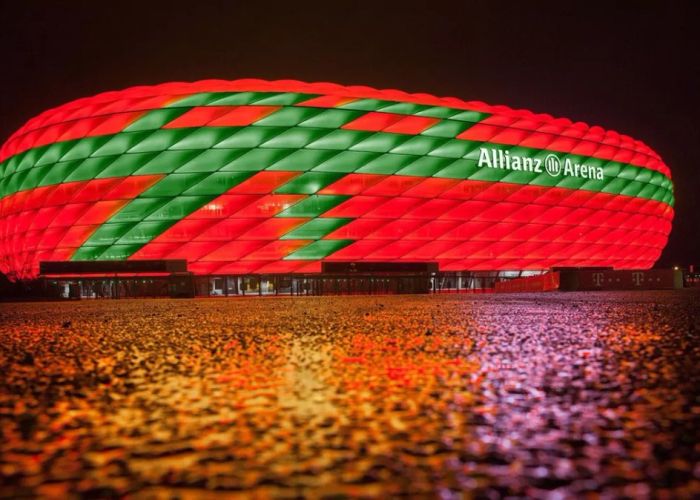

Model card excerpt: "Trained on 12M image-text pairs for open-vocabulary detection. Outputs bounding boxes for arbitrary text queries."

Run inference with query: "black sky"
[0,0,697,266]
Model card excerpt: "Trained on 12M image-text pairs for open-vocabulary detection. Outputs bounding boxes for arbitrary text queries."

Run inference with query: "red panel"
[296,95,357,108]
[75,199,130,225]
[55,225,99,248]
[238,217,308,240]
[403,240,462,260]
[72,178,124,203]
[325,218,389,239]
[383,116,440,134]
[405,198,460,219]
[401,177,460,198]
[317,195,385,218]
[200,240,267,261]
[366,218,426,240]
[342,112,404,132]
[104,175,164,200]
[318,173,387,195]
[193,218,260,241]
[209,106,281,126]
[366,240,425,259]
[324,239,387,260]
[189,195,262,219]
[163,106,233,128]
[403,220,461,240]
[241,240,310,260]
[362,176,425,197]
[227,171,300,194]
[167,241,229,260]
[363,197,425,218]
[255,260,307,274]
[129,242,182,259]
[232,194,305,218]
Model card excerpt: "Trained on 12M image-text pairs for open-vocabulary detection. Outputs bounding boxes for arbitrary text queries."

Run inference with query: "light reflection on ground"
[0,291,699,498]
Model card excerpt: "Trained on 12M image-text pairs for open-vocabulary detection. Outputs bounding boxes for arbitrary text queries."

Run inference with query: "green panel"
[140,173,210,197]
[125,108,190,132]
[390,135,446,156]
[349,133,408,153]
[428,139,475,159]
[61,137,111,162]
[18,164,50,191]
[307,129,371,150]
[277,195,349,218]
[275,172,345,194]
[379,102,431,115]
[252,92,317,106]
[97,152,159,178]
[169,127,235,150]
[394,156,453,177]
[619,181,644,198]
[284,239,353,260]
[298,109,362,129]
[64,156,117,182]
[601,177,632,195]
[356,153,416,175]
[17,148,42,172]
[269,149,338,172]
[433,159,479,180]
[281,218,351,240]
[133,150,201,175]
[220,149,293,171]
[208,92,270,105]
[79,222,136,246]
[421,120,472,138]
[92,131,152,157]
[213,127,284,149]
[175,149,247,173]
[312,151,380,173]
[339,99,395,112]
[144,195,214,220]
[253,107,320,127]
[35,142,73,167]
[260,128,326,149]
[182,171,253,195]
[449,111,490,123]
[109,198,171,222]
[71,245,110,261]
[416,106,466,119]
[98,244,145,260]
[116,220,176,244]
[36,161,77,188]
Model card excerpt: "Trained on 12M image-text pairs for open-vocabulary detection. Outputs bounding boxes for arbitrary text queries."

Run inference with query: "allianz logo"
[477,147,605,180]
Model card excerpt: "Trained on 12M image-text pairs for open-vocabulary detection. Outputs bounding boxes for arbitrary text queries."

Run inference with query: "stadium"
[0,79,674,296]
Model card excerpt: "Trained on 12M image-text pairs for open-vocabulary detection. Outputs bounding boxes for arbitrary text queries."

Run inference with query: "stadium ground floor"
[40,270,527,299]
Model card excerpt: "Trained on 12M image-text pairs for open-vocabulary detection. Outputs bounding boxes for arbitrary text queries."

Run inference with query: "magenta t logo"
[592,272,604,287]
[632,272,644,286]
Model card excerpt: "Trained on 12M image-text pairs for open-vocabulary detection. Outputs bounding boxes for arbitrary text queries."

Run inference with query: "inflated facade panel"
[0,80,674,280]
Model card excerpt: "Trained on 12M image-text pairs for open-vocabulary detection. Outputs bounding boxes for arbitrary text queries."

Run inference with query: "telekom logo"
[632,272,644,286]
[592,272,604,286]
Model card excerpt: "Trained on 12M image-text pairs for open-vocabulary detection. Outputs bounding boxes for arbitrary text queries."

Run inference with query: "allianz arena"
[0,79,674,281]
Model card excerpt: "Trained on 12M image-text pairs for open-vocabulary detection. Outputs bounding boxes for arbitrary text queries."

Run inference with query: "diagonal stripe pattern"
[0,79,674,280]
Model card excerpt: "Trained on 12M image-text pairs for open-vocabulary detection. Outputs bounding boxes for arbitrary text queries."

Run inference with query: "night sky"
[0,1,697,266]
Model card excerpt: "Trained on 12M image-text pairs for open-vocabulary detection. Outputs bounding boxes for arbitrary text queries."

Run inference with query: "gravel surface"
[1,290,699,498]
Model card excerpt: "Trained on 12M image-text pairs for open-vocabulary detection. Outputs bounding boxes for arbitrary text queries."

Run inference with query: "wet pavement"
[0,290,699,498]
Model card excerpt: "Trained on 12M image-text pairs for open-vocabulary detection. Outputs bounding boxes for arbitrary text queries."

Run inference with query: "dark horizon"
[1,0,697,267]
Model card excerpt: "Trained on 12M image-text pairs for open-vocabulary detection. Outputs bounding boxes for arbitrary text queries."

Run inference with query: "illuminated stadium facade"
[0,80,674,284]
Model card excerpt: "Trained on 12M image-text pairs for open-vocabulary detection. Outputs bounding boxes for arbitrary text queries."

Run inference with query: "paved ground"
[0,290,699,498]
